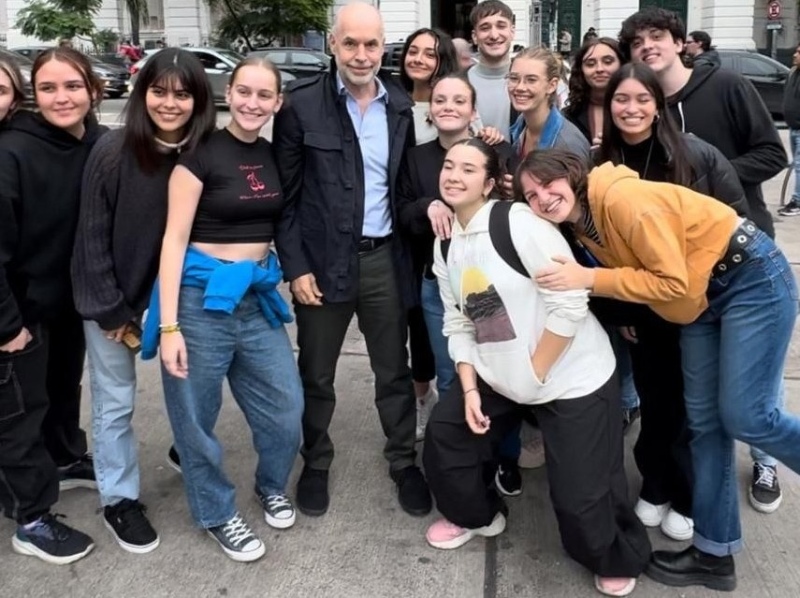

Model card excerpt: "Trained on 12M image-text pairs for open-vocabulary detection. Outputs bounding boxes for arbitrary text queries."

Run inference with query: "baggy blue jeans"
[161,286,303,528]
[681,227,800,556]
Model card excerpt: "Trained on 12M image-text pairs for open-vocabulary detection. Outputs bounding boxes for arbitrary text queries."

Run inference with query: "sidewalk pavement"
[2,133,800,598]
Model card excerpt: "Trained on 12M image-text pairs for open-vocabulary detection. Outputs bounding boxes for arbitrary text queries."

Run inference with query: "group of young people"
[0,0,798,596]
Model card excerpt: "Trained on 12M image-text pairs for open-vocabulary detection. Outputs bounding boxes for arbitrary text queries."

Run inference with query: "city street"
[1,125,799,598]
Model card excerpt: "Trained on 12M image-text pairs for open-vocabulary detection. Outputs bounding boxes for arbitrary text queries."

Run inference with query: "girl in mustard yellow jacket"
[518,149,800,593]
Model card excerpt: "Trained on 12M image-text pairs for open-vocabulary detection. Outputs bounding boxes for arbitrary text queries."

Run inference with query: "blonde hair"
[510,46,561,106]
[0,57,25,121]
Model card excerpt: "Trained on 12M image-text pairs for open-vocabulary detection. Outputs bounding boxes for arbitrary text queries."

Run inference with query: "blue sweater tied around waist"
[141,246,292,360]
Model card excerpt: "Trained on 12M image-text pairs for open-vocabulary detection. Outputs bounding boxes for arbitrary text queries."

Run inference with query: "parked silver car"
[128,47,295,103]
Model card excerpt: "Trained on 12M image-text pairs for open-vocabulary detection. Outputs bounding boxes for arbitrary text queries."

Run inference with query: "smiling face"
[519,171,578,224]
[581,43,621,92]
[404,33,438,85]
[329,4,384,89]
[507,56,557,114]
[610,76,657,144]
[471,13,514,64]
[430,77,476,134]
[146,76,195,139]
[226,64,282,133]
[630,27,683,74]
[34,58,94,135]
[439,144,494,210]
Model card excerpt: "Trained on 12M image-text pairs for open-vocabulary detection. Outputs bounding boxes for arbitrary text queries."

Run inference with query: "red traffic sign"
[768,0,781,19]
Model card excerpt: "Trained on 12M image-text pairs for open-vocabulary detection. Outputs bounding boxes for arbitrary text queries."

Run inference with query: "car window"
[291,52,325,67]
[266,52,288,65]
[719,54,735,71]
[192,52,222,69]
[215,50,245,64]
[740,55,780,77]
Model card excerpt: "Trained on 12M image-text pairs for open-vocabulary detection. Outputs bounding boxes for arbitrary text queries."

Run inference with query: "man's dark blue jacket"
[272,66,417,308]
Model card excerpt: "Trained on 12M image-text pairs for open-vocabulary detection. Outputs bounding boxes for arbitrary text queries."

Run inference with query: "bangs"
[150,68,192,94]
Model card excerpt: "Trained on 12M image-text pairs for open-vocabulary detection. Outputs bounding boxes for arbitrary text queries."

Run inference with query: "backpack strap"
[440,237,451,265]
[489,201,528,278]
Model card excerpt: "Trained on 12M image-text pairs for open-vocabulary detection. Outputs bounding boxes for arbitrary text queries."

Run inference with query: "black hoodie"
[667,61,787,238]
[0,110,106,344]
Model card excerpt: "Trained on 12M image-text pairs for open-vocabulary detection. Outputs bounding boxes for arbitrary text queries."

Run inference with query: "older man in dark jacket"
[273,1,431,519]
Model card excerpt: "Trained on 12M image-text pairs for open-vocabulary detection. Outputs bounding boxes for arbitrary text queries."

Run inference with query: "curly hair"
[562,37,625,119]
[618,7,686,60]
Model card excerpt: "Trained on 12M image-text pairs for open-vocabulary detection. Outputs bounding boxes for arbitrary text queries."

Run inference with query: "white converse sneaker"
[634,498,670,527]
[415,387,438,441]
[660,508,694,541]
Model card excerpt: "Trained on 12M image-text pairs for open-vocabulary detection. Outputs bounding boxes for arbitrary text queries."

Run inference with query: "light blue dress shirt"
[337,73,392,238]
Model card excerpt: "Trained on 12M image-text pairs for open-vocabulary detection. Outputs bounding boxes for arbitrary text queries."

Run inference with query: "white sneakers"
[634,498,694,541]
[415,387,438,441]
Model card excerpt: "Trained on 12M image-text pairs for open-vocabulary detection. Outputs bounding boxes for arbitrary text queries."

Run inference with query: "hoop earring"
[654,113,660,123]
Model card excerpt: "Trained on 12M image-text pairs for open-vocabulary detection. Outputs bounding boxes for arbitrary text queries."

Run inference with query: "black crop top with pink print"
[179,128,284,243]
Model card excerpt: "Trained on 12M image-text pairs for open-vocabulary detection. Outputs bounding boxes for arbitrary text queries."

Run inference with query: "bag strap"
[439,201,528,278]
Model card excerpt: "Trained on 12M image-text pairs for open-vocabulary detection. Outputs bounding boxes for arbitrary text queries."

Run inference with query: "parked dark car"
[382,42,404,75]
[12,46,130,98]
[249,47,330,78]
[716,49,790,118]
[0,48,33,102]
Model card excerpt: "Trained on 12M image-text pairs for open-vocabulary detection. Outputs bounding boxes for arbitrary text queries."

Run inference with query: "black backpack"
[440,201,528,278]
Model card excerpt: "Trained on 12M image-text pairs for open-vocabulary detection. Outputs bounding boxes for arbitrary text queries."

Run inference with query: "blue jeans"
[420,276,457,396]
[681,227,800,556]
[790,129,800,203]
[608,327,640,411]
[161,286,303,528]
[85,321,140,507]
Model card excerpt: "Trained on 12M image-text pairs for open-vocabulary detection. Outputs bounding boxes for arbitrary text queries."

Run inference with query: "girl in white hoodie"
[422,138,650,597]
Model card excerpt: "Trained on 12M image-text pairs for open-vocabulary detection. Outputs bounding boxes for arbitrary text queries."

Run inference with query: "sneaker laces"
[222,514,254,547]
[754,464,777,489]
[266,494,292,511]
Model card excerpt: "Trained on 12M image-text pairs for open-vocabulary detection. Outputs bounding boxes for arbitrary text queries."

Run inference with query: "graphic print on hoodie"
[462,267,516,344]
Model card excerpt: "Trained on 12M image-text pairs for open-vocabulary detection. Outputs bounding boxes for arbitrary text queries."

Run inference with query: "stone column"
[700,0,757,50]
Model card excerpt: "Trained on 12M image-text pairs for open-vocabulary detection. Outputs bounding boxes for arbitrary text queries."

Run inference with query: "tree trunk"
[130,8,140,45]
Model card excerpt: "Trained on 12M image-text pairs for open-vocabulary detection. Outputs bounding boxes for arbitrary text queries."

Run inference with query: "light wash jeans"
[681,226,800,556]
[85,320,141,508]
[161,286,303,529]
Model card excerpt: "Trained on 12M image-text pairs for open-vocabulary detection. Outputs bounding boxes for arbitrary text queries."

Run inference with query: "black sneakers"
[777,201,800,217]
[58,454,97,491]
[390,465,432,516]
[104,499,160,554]
[296,467,330,516]
[12,514,94,565]
[495,457,523,497]
[749,463,782,514]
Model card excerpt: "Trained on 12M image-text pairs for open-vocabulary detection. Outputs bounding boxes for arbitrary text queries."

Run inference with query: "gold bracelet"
[159,323,181,334]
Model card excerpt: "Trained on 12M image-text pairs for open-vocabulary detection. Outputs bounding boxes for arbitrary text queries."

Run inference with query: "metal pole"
[771,29,778,60]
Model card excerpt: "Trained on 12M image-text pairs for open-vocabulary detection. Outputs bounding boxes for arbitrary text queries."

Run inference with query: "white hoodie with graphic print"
[432,200,615,405]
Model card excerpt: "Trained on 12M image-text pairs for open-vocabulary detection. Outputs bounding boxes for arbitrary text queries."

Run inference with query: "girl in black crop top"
[156,57,303,562]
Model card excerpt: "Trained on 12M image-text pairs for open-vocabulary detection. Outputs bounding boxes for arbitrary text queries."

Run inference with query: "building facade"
[367,0,787,54]
[2,0,215,50]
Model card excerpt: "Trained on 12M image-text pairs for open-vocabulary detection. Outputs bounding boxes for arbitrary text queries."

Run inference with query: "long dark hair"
[597,63,692,186]
[399,28,459,93]
[449,137,512,199]
[123,48,216,172]
[563,37,625,119]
